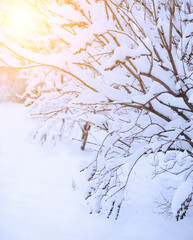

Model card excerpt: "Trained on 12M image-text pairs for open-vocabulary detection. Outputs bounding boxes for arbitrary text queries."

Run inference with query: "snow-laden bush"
[1,0,193,220]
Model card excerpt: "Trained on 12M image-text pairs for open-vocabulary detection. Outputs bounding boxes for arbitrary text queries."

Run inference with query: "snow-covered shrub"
[172,181,193,221]
[1,0,193,220]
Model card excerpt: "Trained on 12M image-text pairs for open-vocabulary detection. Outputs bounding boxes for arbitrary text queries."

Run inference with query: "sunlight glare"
[2,0,44,43]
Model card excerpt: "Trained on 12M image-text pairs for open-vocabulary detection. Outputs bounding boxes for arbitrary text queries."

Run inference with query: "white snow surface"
[0,102,193,240]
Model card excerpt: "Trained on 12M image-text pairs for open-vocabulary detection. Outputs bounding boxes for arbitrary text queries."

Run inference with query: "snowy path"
[0,103,193,240]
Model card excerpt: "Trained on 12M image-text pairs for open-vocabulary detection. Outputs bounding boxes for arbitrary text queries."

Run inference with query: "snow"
[103,40,150,70]
[0,102,193,240]
[172,181,193,217]
[1,0,193,238]
[188,93,193,103]
[0,32,70,69]
[71,20,109,54]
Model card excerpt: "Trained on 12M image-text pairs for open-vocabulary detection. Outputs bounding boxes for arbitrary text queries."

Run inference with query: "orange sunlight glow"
[1,0,46,46]
[6,7,38,38]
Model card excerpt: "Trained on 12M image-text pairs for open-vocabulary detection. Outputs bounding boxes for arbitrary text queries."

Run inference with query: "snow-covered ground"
[0,102,193,240]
